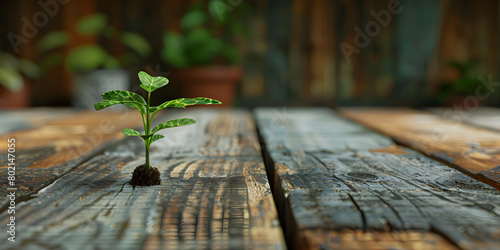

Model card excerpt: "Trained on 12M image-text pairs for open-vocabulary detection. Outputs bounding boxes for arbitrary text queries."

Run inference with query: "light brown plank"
[0,110,143,210]
[255,108,500,249]
[429,106,500,132]
[298,229,457,250]
[0,109,285,249]
[341,107,500,189]
[0,108,74,134]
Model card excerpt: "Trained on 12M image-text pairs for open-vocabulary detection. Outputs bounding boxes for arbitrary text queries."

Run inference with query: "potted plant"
[94,71,221,186]
[161,3,243,107]
[436,60,484,107]
[38,13,152,109]
[0,52,39,108]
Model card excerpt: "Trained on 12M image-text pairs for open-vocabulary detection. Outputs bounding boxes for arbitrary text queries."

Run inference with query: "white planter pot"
[73,69,129,109]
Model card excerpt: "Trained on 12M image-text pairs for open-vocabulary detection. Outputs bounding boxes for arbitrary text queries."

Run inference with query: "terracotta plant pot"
[171,66,242,107]
[0,81,30,109]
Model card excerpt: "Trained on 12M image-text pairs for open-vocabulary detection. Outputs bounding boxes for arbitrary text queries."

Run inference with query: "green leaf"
[94,90,147,114]
[161,32,188,68]
[122,128,141,136]
[18,59,39,79]
[153,97,222,113]
[0,68,23,92]
[180,10,207,31]
[77,13,108,35]
[120,32,152,58]
[37,32,70,53]
[66,45,108,72]
[138,71,169,93]
[151,134,165,143]
[185,29,222,65]
[151,118,196,134]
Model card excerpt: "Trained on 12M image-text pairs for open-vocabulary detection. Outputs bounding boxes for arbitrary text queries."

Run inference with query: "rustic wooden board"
[0,108,74,134]
[0,109,285,249]
[0,110,143,211]
[429,107,500,131]
[255,108,500,249]
[340,107,500,189]
[298,229,457,250]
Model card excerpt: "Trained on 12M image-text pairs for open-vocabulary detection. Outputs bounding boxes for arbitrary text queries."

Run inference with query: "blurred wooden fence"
[261,0,500,106]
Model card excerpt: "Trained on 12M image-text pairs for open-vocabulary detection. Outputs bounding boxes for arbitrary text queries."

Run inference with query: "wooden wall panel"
[432,0,500,104]
[238,0,268,98]
[289,0,337,100]
[2,0,500,107]
[336,0,364,101]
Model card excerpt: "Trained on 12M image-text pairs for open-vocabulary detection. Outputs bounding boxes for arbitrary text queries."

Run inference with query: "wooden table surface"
[1,107,499,249]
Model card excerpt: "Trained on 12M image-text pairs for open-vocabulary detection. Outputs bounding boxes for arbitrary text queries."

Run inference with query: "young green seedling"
[94,71,221,185]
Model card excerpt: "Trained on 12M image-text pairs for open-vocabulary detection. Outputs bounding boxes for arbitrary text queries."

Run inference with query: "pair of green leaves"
[121,117,196,142]
[94,71,221,141]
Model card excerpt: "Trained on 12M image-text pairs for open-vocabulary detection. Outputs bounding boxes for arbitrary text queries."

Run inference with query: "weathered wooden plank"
[255,108,500,249]
[0,108,74,134]
[0,109,285,249]
[0,110,143,211]
[429,107,500,132]
[341,107,500,189]
[298,229,457,250]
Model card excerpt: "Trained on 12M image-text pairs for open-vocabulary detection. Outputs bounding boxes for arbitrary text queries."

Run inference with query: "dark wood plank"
[0,109,285,249]
[0,110,143,210]
[393,0,440,105]
[340,107,500,189]
[265,0,290,103]
[255,108,500,249]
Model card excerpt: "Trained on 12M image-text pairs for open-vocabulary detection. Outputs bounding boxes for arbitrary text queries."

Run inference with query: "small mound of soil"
[130,164,161,186]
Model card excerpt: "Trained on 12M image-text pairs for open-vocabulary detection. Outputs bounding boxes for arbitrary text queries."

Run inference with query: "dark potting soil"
[130,164,161,186]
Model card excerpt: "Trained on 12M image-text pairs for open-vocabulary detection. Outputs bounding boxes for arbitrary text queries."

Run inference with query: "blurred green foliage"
[161,1,252,68]
[0,52,39,91]
[436,60,482,104]
[38,13,151,73]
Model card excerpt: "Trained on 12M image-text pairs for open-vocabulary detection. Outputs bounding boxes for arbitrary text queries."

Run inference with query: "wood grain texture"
[0,109,285,249]
[255,108,500,249]
[341,107,500,189]
[0,110,143,210]
[429,106,500,132]
[289,0,336,100]
[0,108,74,135]
[298,229,457,250]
